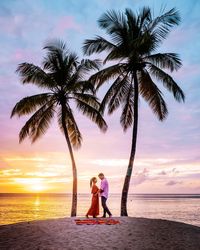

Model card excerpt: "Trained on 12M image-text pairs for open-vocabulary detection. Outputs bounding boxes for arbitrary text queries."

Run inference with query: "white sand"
[0,217,199,250]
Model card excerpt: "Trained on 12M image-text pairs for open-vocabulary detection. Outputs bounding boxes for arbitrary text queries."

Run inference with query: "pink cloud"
[14,50,26,60]
[12,48,41,63]
[0,158,10,169]
[53,16,82,35]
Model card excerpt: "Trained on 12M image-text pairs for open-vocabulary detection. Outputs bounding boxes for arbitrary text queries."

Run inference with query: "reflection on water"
[33,196,40,217]
[34,196,40,207]
[0,193,199,226]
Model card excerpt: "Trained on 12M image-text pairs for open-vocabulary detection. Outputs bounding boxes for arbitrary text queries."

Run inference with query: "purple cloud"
[133,168,149,185]
[166,180,182,186]
[158,170,167,175]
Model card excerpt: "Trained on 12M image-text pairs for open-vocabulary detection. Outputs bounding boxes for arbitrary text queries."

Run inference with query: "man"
[98,173,112,218]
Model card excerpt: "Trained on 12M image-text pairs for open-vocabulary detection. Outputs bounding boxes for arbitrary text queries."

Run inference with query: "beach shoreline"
[0,217,199,250]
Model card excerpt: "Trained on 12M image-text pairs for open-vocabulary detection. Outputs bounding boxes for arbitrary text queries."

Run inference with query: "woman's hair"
[90,177,97,187]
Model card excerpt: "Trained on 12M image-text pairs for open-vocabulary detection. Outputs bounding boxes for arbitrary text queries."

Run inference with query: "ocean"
[0,193,199,226]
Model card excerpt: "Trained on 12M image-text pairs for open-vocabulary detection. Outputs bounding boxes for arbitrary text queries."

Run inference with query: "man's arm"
[100,179,105,193]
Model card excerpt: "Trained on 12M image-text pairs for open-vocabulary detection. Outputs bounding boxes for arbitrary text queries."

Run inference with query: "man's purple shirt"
[100,178,109,199]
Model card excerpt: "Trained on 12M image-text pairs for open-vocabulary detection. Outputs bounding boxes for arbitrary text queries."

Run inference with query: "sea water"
[0,193,199,226]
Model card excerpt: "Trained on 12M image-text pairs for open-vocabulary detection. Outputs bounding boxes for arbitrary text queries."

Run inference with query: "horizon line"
[1,192,200,195]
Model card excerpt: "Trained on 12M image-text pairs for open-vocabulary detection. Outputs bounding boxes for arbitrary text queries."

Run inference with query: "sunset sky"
[0,0,199,194]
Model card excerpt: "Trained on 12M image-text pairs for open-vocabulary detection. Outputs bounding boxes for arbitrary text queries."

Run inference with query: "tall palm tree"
[11,40,107,217]
[83,7,185,216]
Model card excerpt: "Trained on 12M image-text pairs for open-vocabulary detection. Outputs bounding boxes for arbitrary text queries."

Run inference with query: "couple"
[86,173,112,218]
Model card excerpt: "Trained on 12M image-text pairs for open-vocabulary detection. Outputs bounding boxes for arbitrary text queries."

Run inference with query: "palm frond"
[103,47,125,64]
[62,52,79,84]
[57,105,82,149]
[16,63,56,89]
[67,59,101,85]
[80,59,101,71]
[76,100,107,132]
[43,42,78,87]
[67,120,82,149]
[66,58,100,89]
[42,53,61,73]
[66,64,85,88]
[147,8,181,43]
[19,102,55,143]
[148,63,185,102]
[89,63,125,89]
[125,8,137,31]
[138,69,168,120]
[43,40,72,78]
[98,9,126,30]
[144,53,182,72]
[44,39,68,52]
[83,36,116,56]
[128,30,157,55]
[31,105,55,143]
[120,83,134,131]
[73,93,100,110]
[99,74,124,113]
[98,10,129,46]
[63,52,79,73]
[70,81,95,94]
[107,74,131,114]
[136,7,152,30]
[43,39,68,66]
[11,93,53,118]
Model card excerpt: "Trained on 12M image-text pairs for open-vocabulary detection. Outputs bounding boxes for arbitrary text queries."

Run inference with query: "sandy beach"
[0,217,199,250]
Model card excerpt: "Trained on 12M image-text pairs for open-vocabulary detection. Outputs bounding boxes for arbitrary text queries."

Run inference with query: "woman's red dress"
[86,184,99,217]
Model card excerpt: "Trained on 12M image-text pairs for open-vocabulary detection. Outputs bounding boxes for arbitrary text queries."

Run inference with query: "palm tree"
[11,40,107,217]
[83,7,185,216]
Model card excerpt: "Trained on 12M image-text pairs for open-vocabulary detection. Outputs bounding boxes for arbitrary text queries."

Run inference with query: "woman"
[86,177,99,218]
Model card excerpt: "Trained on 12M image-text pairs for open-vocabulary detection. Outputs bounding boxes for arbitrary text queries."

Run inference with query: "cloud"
[0,168,22,177]
[0,158,10,169]
[25,171,60,177]
[182,173,200,179]
[4,157,47,162]
[158,170,167,175]
[159,157,200,167]
[90,159,128,167]
[52,16,82,35]
[132,168,149,186]
[166,180,182,186]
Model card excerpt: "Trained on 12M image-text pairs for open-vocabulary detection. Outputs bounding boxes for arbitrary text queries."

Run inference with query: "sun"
[14,178,46,192]
[30,183,45,192]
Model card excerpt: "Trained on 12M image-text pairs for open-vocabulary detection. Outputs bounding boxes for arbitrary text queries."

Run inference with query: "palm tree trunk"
[121,71,139,216]
[61,106,77,217]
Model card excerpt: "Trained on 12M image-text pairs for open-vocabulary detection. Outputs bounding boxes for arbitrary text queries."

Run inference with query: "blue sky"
[0,0,199,193]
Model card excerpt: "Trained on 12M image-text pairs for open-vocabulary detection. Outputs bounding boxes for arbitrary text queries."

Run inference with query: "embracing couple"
[86,173,112,218]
